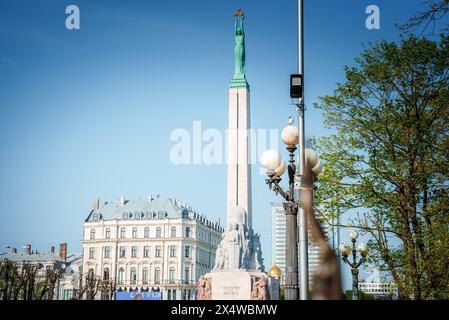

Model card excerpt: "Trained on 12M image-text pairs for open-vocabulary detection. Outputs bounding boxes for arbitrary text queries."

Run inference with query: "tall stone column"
[227,85,252,228]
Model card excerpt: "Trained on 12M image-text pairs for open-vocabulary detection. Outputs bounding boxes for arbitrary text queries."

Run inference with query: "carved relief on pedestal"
[197,276,212,300]
[251,276,270,300]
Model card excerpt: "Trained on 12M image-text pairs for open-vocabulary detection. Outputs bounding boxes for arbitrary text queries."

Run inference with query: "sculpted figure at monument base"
[197,207,279,300]
[213,207,265,272]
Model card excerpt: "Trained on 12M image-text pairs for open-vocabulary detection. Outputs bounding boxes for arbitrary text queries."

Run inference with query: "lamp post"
[261,118,322,300]
[293,0,308,300]
[339,230,369,300]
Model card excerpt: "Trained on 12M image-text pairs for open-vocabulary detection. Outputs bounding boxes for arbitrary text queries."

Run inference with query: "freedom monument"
[197,8,279,300]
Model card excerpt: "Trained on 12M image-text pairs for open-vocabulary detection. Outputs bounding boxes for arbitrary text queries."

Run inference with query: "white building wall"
[82,216,221,300]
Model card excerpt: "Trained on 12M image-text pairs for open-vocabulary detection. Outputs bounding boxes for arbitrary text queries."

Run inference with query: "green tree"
[344,290,375,300]
[313,35,449,300]
[399,0,449,35]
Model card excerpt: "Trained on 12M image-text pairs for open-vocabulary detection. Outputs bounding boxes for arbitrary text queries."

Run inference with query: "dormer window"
[135,212,140,220]
[92,213,99,222]
[123,212,128,220]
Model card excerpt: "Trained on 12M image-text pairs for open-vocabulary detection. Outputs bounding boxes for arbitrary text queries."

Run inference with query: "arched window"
[120,227,126,238]
[132,227,138,238]
[146,212,152,220]
[103,267,110,280]
[90,229,96,240]
[105,228,111,239]
[158,211,164,219]
[142,267,148,285]
[130,267,137,285]
[185,227,191,238]
[144,227,150,238]
[154,267,161,284]
[118,267,124,284]
[134,212,140,220]
[122,212,128,220]
[171,226,176,238]
[156,227,162,238]
[93,213,99,221]
[88,268,95,279]
[169,267,176,284]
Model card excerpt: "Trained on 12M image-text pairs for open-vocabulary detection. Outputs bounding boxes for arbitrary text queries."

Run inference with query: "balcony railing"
[115,279,196,286]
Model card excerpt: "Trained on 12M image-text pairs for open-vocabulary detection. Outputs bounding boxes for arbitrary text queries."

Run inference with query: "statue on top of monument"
[233,7,246,80]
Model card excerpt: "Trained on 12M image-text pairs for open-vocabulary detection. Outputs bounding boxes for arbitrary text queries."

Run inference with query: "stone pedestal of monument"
[200,270,278,300]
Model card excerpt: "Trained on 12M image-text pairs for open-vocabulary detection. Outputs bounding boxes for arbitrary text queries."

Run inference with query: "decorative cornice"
[229,77,250,89]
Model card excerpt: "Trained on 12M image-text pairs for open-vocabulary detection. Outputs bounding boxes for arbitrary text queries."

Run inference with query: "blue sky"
[0,0,446,290]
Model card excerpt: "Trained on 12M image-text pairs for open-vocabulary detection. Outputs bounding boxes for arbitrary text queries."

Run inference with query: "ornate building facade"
[82,195,223,300]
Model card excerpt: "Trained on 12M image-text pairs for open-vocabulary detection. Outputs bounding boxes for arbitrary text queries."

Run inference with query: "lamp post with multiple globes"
[260,118,323,300]
[339,230,369,300]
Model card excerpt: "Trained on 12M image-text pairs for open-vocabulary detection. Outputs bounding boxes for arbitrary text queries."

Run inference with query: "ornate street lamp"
[339,230,369,300]
[261,118,322,300]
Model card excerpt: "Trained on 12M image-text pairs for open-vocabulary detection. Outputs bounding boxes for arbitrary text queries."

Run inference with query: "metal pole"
[284,202,299,300]
[351,239,359,300]
[352,268,359,300]
[284,147,299,300]
[294,0,309,300]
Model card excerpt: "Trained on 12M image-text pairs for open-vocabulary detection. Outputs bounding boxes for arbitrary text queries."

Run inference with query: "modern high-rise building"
[82,195,223,300]
[270,203,286,284]
[270,202,329,286]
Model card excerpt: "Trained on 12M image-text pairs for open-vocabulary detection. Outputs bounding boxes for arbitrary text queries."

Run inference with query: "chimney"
[59,243,67,261]
[11,248,17,254]
[50,246,55,254]
[25,244,31,255]
[119,195,125,206]
[93,198,100,211]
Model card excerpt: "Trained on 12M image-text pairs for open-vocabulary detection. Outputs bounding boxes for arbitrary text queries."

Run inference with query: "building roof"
[86,196,223,232]
[1,251,64,263]
[0,251,82,276]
